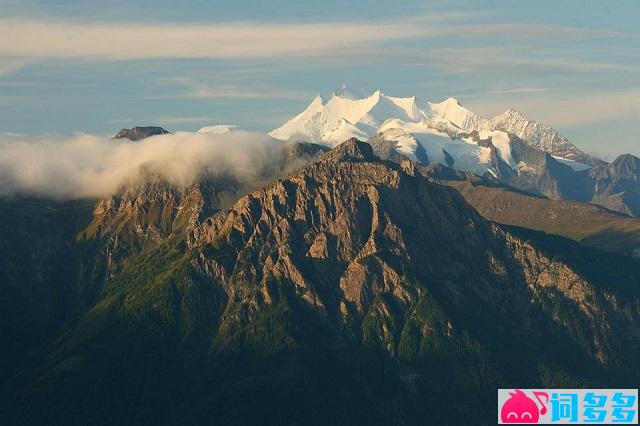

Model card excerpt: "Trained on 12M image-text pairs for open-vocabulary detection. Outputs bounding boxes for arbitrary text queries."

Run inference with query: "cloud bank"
[0,131,284,200]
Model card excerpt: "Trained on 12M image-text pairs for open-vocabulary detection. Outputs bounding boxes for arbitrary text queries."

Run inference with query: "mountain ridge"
[3,139,639,425]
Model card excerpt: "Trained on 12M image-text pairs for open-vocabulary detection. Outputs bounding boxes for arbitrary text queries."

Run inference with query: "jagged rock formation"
[77,140,329,293]
[4,139,638,426]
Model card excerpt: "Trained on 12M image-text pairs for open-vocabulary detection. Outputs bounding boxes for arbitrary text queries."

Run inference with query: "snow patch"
[198,124,240,134]
[552,156,592,171]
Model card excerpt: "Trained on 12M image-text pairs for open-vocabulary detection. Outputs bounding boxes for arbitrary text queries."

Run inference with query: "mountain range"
[271,88,640,217]
[1,89,640,425]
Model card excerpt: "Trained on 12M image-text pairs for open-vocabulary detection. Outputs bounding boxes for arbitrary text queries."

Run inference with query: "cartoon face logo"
[501,389,548,423]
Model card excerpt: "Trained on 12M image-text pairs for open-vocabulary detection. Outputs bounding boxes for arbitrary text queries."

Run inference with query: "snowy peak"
[269,88,426,145]
[485,109,603,166]
[427,97,481,131]
[270,87,600,170]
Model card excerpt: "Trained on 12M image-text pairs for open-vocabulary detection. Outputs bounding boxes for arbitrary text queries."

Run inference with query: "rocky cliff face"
[76,140,329,295]
[5,139,638,425]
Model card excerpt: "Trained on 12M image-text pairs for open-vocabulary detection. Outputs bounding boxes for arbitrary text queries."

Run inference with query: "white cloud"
[0,17,630,61]
[0,19,434,60]
[159,77,311,100]
[0,131,285,199]
[392,46,640,75]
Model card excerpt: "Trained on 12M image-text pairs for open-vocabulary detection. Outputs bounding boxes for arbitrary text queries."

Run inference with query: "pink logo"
[501,389,549,423]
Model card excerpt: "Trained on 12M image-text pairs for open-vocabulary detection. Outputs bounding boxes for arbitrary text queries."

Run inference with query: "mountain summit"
[269,89,426,144]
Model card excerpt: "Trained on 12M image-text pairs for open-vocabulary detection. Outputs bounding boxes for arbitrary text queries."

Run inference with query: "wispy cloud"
[0,58,32,77]
[465,88,640,127]
[0,18,436,60]
[158,77,310,100]
[108,116,215,126]
[157,116,214,124]
[485,87,551,95]
[395,46,640,75]
[0,17,632,61]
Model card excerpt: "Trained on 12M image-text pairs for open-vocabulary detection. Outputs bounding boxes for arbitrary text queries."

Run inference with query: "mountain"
[484,109,604,167]
[371,126,593,201]
[428,97,482,131]
[114,126,170,141]
[580,153,640,216]
[0,138,328,399]
[270,88,600,168]
[3,139,639,425]
[272,89,640,216]
[0,197,95,383]
[422,163,640,259]
[269,90,426,145]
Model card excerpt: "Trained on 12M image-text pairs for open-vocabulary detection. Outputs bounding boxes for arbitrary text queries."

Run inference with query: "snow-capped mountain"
[269,90,426,145]
[428,97,482,131]
[483,109,604,167]
[270,87,601,173]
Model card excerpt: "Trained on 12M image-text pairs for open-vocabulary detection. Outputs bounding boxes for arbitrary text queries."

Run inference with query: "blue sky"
[1,0,639,158]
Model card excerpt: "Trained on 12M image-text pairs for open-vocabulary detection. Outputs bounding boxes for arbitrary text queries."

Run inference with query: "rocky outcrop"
[113,126,170,141]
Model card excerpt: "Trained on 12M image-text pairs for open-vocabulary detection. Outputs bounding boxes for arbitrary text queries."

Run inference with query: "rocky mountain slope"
[422,164,640,258]
[0,137,328,395]
[3,139,638,425]
[0,197,95,383]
